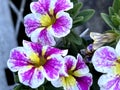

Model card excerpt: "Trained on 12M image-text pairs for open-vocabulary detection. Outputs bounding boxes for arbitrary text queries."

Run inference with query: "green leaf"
[68,2,83,18]
[44,82,64,90]
[111,13,120,27]
[70,0,78,4]
[73,16,84,24]
[14,74,19,83]
[14,84,33,90]
[78,9,95,22]
[113,0,120,13]
[101,13,115,29]
[14,85,22,90]
[73,9,95,27]
[65,31,82,45]
[37,86,45,90]
[109,7,115,15]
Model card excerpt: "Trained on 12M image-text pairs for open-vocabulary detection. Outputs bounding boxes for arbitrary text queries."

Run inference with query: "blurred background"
[0,0,113,89]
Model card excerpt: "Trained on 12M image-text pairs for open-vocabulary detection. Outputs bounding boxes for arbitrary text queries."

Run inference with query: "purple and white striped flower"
[7,40,68,88]
[51,54,92,90]
[24,0,73,46]
[92,40,120,90]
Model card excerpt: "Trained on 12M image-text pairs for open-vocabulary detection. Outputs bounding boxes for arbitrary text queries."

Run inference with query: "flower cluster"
[7,0,120,90]
[7,0,93,90]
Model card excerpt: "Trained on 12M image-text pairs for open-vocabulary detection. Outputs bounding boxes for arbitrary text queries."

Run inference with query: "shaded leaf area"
[101,0,120,31]
[68,1,95,28]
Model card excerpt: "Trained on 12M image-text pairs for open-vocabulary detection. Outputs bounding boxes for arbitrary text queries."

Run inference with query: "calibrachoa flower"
[24,0,73,46]
[51,54,92,90]
[7,40,68,88]
[90,32,116,50]
[92,40,120,90]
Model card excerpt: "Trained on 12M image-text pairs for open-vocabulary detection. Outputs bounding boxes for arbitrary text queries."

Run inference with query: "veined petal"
[115,40,120,57]
[30,0,50,14]
[64,55,77,71]
[51,78,63,88]
[76,54,88,69]
[92,46,117,73]
[76,73,92,90]
[61,75,78,90]
[98,74,120,90]
[43,56,63,81]
[54,0,73,14]
[7,47,30,72]
[23,40,42,55]
[18,66,44,88]
[50,11,72,38]
[44,45,68,58]
[38,29,56,46]
[24,13,40,37]
[73,54,89,76]
[30,28,56,46]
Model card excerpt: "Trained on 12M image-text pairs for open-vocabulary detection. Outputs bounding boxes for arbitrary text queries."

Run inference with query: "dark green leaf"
[78,9,95,23]
[65,31,82,45]
[68,2,83,18]
[101,13,115,29]
[14,85,22,90]
[14,84,33,90]
[111,14,120,27]
[73,9,95,27]
[37,86,45,90]
[44,82,63,90]
[73,16,84,24]
[14,74,19,83]
[113,0,120,13]
[70,0,78,4]
[109,7,115,15]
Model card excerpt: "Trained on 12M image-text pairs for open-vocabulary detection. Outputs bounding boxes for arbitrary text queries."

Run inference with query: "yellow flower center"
[29,53,46,67]
[113,57,120,75]
[40,10,56,27]
[61,75,76,89]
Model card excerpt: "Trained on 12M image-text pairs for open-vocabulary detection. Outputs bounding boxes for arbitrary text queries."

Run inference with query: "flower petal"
[92,46,117,73]
[51,78,63,88]
[64,55,77,71]
[61,75,78,90]
[24,14,40,36]
[23,40,42,55]
[30,0,50,14]
[73,54,89,76]
[44,45,68,58]
[50,11,72,38]
[43,56,63,81]
[7,47,30,72]
[54,0,73,14]
[98,74,120,90]
[76,73,92,90]
[38,29,56,46]
[18,66,44,88]
[115,40,120,57]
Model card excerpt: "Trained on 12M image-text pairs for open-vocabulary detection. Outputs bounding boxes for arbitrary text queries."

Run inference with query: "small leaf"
[14,84,32,90]
[38,86,45,90]
[113,0,120,13]
[70,0,78,4]
[68,2,83,18]
[101,13,115,29]
[109,7,115,15]
[14,74,19,83]
[65,31,82,45]
[73,9,95,27]
[78,9,95,23]
[111,14,120,27]
[14,85,22,90]
[73,16,84,24]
